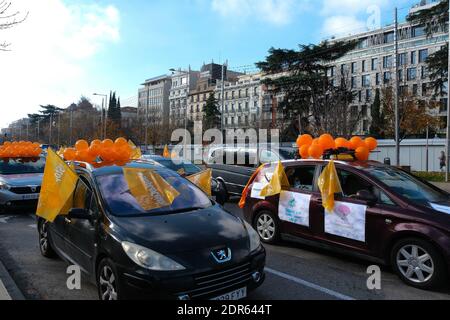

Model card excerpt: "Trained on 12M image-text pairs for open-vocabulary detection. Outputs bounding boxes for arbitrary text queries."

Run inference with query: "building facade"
[169,68,200,127]
[327,1,448,134]
[138,75,171,128]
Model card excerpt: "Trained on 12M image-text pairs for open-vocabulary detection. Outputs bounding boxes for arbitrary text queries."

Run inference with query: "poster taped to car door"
[325,201,367,242]
[278,191,311,227]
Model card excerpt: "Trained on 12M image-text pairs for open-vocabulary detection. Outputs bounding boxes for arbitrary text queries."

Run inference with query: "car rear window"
[95,168,211,217]
[0,158,46,175]
[157,159,201,175]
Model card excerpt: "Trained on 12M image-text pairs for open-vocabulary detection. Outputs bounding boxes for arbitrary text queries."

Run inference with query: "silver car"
[0,157,46,213]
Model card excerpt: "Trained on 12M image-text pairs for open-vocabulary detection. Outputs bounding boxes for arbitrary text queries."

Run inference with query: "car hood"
[0,173,43,186]
[111,205,250,256]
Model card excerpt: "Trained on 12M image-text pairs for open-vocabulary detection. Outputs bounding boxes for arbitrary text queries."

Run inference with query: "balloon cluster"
[296,134,378,161]
[62,138,132,164]
[0,141,42,158]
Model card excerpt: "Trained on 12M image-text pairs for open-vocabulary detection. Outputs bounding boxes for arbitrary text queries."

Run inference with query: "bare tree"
[0,1,28,51]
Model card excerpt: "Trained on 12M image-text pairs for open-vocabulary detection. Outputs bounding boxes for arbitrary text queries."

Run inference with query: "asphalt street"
[0,204,450,300]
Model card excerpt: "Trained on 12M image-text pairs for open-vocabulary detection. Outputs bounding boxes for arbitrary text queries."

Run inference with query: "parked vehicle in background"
[141,155,227,205]
[37,161,265,300]
[207,146,298,199]
[243,159,450,290]
[0,157,46,212]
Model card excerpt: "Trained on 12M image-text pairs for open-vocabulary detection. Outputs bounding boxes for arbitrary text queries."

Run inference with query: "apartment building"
[138,75,171,128]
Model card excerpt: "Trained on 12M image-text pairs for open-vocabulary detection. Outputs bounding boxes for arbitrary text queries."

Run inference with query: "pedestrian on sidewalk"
[439,151,446,172]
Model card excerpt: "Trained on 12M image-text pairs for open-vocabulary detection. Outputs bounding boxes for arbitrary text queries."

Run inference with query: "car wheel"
[391,238,447,289]
[217,180,229,203]
[254,211,280,244]
[97,258,121,301]
[38,219,57,259]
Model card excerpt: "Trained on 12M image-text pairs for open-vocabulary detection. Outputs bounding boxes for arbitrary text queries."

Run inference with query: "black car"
[207,146,298,199]
[141,155,228,205]
[37,161,265,300]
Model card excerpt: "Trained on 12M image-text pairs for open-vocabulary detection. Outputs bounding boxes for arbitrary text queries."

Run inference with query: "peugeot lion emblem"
[30,186,37,193]
[211,247,232,264]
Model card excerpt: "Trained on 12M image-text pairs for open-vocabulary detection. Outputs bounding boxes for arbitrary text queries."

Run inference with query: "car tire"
[215,180,228,205]
[97,258,122,301]
[391,237,447,290]
[38,219,57,259]
[253,210,280,244]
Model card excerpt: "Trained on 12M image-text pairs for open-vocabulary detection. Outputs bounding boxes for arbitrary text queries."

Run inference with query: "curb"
[0,257,25,300]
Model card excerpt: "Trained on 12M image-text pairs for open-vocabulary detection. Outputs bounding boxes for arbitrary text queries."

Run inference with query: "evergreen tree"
[203,94,221,130]
[256,40,358,136]
[108,91,116,120]
[369,89,385,138]
[407,0,448,96]
[116,97,122,126]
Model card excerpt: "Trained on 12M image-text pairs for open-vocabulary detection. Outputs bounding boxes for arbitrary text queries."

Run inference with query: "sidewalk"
[0,258,24,300]
[432,182,450,193]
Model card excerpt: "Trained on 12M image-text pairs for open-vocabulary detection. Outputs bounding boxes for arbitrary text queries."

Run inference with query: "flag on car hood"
[260,161,290,197]
[36,149,78,222]
[163,145,170,158]
[187,169,212,196]
[123,167,180,211]
[317,160,342,212]
[128,140,142,160]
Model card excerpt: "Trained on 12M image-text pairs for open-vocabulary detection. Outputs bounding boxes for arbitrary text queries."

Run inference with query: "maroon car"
[243,159,450,289]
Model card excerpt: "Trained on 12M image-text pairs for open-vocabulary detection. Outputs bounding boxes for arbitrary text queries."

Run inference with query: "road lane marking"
[265,267,355,300]
[0,216,12,224]
[0,279,12,300]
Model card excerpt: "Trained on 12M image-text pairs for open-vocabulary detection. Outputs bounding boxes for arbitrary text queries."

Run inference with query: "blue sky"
[0,0,419,127]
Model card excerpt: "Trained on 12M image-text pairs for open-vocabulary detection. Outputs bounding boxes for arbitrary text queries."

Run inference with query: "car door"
[277,165,318,240]
[48,215,68,255]
[65,176,98,275]
[311,167,383,255]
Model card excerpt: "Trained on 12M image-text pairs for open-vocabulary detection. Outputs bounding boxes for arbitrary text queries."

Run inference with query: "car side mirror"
[356,190,377,206]
[68,208,91,220]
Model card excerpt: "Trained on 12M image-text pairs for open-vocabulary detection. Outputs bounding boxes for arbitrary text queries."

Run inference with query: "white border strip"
[0,279,12,300]
[265,267,355,300]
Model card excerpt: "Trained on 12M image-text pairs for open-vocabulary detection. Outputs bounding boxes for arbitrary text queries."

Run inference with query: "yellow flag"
[187,169,212,196]
[260,161,290,197]
[123,168,180,211]
[163,145,170,158]
[239,164,265,209]
[317,161,342,212]
[57,147,65,157]
[36,149,79,222]
[128,140,142,159]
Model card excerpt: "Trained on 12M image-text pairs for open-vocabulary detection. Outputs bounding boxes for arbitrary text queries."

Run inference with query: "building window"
[341,64,346,74]
[398,53,407,66]
[412,26,426,38]
[383,56,393,69]
[371,58,378,71]
[421,66,429,79]
[419,49,428,63]
[362,74,370,87]
[365,90,371,102]
[398,69,403,81]
[363,120,369,132]
[411,51,417,64]
[422,83,428,96]
[376,73,380,85]
[327,67,335,77]
[351,62,356,74]
[384,32,394,43]
[362,105,368,117]
[407,67,417,81]
[351,76,357,89]
[383,71,391,83]
[358,91,362,102]
[361,60,366,72]
[413,84,418,95]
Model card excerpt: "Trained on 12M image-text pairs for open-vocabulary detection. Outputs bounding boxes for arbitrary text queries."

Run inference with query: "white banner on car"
[325,201,367,242]
[278,191,311,227]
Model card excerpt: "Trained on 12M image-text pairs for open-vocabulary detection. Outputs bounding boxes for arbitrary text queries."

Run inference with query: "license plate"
[212,287,247,301]
[22,194,39,200]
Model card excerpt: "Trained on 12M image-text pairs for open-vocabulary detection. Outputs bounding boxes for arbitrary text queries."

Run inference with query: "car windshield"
[365,166,449,206]
[156,159,201,175]
[0,158,46,175]
[96,168,211,216]
[278,148,298,160]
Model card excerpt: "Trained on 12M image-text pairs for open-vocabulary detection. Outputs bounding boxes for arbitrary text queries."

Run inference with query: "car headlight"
[121,241,186,271]
[0,182,10,191]
[245,222,261,252]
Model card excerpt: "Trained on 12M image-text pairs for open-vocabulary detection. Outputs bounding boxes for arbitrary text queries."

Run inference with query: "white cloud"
[0,0,120,128]
[320,0,389,16]
[211,0,310,26]
[321,15,367,38]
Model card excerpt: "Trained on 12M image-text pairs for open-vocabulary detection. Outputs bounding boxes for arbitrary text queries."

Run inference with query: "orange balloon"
[296,134,313,148]
[76,149,90,162]
[91,139,102,147]
[312,138,320,145]
[309,144,323,159]
[88,144,102,158]
[3,141,11,146]
[75,140,89,151]
[299,144,310,159]
[349,136,364,150]
[102,139,114,149]
[115,137,128,147]
[335,138,349,149]
[318,134,335,150]
[63,148,77,161]
[355,146,370,161]
[364,137,378,151]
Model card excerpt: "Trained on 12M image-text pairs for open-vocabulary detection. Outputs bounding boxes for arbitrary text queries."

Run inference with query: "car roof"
[142,154,194,165]
[281,159,388,170]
